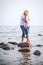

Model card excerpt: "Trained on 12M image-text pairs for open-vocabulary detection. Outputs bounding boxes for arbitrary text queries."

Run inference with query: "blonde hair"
[23,10,29,16]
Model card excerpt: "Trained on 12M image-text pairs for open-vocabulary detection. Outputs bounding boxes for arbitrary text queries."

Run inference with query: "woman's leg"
[26,35,31,43]
[25,27,30,42]
[20,26,25,43]
[22,31,25,43]
[25,27,32,46]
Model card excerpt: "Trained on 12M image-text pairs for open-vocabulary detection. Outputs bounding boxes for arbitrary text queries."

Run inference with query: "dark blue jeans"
[20,26,30,38]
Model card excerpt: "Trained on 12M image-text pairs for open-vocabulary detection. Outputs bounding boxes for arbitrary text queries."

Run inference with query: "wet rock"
[33,50,41,56]
[0,42,4,45]
[0,42,4,48]
[2,43,14,50]
[35,44,43,47]
[18,42,29,47]
[18,47,30,52]
[8,38,11,39]
[8,42,17,45]
[38,34,43,36]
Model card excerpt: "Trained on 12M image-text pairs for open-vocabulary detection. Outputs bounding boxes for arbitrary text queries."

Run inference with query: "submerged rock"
[8,42,17,45]
[33,50,41,56]
[18,42,29,47]
[35,44,43,47]
[38,34,43,36]
[18,47,30,52]
[2,43,14,50]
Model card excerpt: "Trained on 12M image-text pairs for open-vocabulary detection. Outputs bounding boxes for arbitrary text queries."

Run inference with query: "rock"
[18,47,30,52]
[0,42,4,45]
[35,44,43,47]
[0,42,4,48]
[2,43,14,50]
[18,42,29,47]
[38,34,43,36]
[8,42,17,45]
[33,50,41,56]
[8,38,11,39]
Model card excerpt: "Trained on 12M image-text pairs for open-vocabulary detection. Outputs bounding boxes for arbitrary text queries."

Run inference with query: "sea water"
[0,26,43,65]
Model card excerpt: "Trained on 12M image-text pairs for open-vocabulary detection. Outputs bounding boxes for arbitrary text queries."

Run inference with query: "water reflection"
[22,52,31,61]
[18,44,32,65]
[19,52,31,65]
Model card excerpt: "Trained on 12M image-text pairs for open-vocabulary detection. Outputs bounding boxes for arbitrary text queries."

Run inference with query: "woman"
[20,10,32,46]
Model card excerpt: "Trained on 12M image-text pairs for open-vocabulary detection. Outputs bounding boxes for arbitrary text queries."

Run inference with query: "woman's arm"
[23,16,30,23]
[23,18,27,23]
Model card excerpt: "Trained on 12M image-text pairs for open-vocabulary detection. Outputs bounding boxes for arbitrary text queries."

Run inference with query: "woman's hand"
[23,18,27,23]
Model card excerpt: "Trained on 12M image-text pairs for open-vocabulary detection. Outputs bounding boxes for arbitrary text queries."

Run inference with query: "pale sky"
[0,0,43,26]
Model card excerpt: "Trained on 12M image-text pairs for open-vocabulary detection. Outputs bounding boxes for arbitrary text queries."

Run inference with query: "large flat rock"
[18,47,30,52]
[18,42,29,47]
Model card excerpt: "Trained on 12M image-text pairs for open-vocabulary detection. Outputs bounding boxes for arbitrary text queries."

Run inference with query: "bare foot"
[26,41,32,48]
[20,41,24,47]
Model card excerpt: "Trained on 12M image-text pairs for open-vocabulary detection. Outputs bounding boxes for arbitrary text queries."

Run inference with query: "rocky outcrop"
[18,47,30,52]
[33,50,41,56]
[18,42,29,47]
[2,43,14,50]
[8,42,17,45]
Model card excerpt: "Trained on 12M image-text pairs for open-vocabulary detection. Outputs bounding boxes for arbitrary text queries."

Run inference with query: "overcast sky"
[0,0,43,26]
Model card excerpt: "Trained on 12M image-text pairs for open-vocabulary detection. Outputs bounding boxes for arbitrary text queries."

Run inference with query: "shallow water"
[0,26,43,65]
